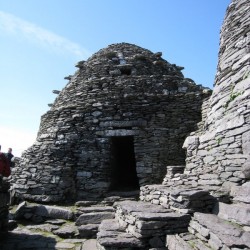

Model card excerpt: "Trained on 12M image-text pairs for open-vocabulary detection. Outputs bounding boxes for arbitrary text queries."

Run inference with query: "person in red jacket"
[0,145,11,177]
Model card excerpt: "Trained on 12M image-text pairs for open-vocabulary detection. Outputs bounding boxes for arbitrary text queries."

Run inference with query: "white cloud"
[0,11,91,58]
[0,126,37,157]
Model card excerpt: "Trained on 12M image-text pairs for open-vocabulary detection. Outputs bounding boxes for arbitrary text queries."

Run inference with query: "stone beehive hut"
[181,0,250,198]
[12,43,211,203]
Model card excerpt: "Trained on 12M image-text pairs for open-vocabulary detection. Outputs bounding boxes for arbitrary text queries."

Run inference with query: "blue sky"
[0,0,230,156]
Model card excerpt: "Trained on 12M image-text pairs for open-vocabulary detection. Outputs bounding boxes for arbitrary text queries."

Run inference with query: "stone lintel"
[97,129,140,137]
[99,120,147,128]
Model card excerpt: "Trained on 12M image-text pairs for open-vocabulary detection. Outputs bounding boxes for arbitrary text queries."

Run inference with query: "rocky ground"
[1,185,250,250]
[0,191,139,250]
[1,204,101,250]
[0,230,98,250]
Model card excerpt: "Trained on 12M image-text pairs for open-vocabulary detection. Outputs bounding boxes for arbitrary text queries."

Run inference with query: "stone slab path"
[0,229,98,250]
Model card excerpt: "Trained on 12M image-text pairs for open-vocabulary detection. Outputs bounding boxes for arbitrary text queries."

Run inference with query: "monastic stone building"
[2,1,250,249]
[180,0,250,198]
[11,43,211,202]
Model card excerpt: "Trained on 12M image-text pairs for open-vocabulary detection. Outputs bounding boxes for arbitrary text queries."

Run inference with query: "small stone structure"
[11,43,210,203]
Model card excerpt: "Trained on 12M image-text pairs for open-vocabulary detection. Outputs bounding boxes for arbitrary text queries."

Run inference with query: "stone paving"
[0,229,98,250]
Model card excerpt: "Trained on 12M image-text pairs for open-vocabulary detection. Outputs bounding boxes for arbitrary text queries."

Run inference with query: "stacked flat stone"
[97,219,147,250]
[11,42,210,203]
[162,165,185,180]
[140,185,215,214]
[14,201,117,239]
[97,200,190,249]
[167,212,250,250]
[0,176,9,234]
[162,165,189,187]
[183,0,250,197]
[75,206,115,238]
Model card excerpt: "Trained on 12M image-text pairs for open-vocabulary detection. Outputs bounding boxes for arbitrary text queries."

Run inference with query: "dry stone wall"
[183,0,250,197]
[4,1,250,249]
[0,176,9,233]
[11,43,211,203]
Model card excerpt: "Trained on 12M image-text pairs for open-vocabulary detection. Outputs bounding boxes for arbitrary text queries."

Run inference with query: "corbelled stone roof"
[12,42,210,203]
[47,42,207,114]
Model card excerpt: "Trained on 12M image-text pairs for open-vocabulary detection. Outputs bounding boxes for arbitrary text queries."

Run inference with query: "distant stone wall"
[183,0,250,196]
[11,43,211,203]
[0,176,9,232]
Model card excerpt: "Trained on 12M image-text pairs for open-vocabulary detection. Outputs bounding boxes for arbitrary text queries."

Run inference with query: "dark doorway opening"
[110,136,139,191]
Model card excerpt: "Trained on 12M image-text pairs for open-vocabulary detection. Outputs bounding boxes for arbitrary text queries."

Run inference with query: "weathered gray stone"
[11,43,210,203]
[53,224,78,238]
[35,205,74,220]
[76,206,114,214]
[26,223,60,232]
[82,239,98,250]
[243,158,250,179]
[13,201,29,219]
[115,200,190,239]
[193,212,250,248]
[78,224,99,238]
[208,232,223,250]
[231,182,250,203]
[97,220,146,249]
[182,136,199,150]
[166,235,193,250]
[181,0,250,196]
[75,212,114,226]
[140,186,215,214]
[55,242,76,249]
[216,202,250,226]
[75,201,98,207]
[189,220,209,238]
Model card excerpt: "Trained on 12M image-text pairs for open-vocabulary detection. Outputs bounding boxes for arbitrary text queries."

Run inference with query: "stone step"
[140,185,216,214]
[115,200,190,243]
[75,211,115,226]
[214,202,250,230]
[75,206,115,238]
[104,190,140,198]
[78,224,99,238]
[75,206,115,217]
[97,219,147,250]
[13,201,116,239]
[167,233,212,250]
[75,191,139,207]
[82,239,99,250]
[188,212,250,249]
[14,201,74,222]
[230,182,250,204]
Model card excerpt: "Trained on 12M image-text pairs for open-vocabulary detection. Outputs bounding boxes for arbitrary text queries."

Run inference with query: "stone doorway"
[110,136,139,191]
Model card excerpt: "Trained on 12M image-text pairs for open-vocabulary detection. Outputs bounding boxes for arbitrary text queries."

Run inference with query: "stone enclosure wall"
[182,0,250,197]
[11,43,210,203]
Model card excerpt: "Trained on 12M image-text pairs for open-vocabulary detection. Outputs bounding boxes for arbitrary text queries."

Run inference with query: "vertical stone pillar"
[0,176,10,233]
[183,0,250,194]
